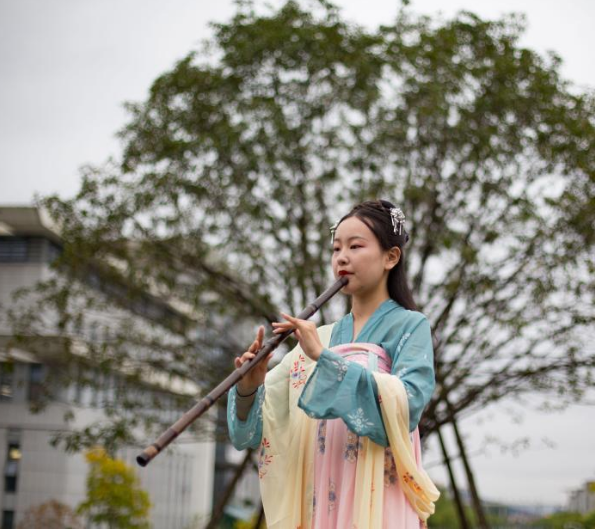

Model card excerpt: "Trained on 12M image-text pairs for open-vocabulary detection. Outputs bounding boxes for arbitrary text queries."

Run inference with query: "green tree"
[77,447,151,529]
[7,0,594,471]
[428,487,469,529]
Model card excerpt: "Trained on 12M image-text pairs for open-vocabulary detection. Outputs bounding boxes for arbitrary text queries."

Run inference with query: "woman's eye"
[350,245,361,249]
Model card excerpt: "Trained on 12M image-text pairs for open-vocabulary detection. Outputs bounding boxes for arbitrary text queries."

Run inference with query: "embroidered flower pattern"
[397,332,411,353]
[229,392,236,421]
[328,480,337,513]
[384,447,398,486]
[396,367,409,378]
[258,437,273,479]
[290,353,307,389]
[403,471,426,496]
[346,408,374,433]
[344,430,362,463]
[317,420,327,454]
[330,358,348,381]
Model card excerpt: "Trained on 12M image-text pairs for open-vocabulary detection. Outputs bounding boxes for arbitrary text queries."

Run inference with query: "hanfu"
[227,299,440,528]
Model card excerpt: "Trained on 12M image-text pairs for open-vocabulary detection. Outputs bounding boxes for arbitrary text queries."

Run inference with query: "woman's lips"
[338,271,353,276]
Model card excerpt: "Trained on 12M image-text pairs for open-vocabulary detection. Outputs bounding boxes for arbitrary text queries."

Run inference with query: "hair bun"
[379,199,396,210]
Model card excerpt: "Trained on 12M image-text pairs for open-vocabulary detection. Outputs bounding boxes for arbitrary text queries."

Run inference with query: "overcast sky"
[1,0,594,508]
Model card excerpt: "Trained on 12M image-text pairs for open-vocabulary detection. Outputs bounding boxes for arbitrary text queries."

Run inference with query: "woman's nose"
[337,252,348,265]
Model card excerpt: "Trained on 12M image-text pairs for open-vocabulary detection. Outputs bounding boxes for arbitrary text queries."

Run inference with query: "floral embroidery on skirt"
[384,446,398,486]
[344,430,362,463]
[258,437,273,479]
[317,420,327,454]
[328,480,337,513]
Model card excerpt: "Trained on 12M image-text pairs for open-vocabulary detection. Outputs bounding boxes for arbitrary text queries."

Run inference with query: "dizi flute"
[136,275,349,467]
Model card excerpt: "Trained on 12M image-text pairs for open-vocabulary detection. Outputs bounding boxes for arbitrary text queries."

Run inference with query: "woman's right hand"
[235,325,272,395]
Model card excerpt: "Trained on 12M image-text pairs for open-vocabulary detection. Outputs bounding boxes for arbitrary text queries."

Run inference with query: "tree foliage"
[7,0,595,450]
[77,448,151,529]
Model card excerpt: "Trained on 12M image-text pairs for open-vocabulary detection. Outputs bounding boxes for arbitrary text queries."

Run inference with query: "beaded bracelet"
[236,386,259,398]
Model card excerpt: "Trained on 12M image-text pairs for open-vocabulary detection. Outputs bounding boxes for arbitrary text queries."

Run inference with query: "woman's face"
[331,216,399,298]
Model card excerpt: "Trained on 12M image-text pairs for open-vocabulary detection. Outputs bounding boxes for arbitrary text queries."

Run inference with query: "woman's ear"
[385,246,401,270]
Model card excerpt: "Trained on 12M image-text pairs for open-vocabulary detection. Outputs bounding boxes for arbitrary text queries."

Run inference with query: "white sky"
[1,0,594,508]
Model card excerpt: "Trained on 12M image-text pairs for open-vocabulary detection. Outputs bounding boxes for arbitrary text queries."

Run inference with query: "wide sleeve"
[226,336,299,451]
[391,317,435,432]
[227,384,265,450]
[298,316,435,446]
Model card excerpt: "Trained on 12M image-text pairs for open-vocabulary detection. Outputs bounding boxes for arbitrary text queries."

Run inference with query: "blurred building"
[0,206,217,529]
[568,481,595,514]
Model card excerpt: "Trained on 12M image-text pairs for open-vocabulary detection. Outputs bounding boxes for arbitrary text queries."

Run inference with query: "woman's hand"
[234,326,272,395]
[272,312,324,361]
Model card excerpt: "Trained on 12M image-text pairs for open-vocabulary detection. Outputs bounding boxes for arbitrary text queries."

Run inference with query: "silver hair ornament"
[390,208,406,236]
[330,221,339,244]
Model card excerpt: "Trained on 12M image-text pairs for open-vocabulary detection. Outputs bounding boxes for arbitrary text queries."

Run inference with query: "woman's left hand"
[272,312,324,361]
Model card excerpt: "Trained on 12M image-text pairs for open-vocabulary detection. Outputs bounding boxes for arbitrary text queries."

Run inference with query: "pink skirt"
[311,343,423,528]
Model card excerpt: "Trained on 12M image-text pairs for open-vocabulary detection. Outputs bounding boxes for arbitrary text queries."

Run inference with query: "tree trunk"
[447,399,490,529]
[436,427,471,529]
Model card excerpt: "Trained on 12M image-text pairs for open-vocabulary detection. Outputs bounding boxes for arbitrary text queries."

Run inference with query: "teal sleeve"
[391,317,436,431]
[226,385,265,450]
[298,348,389,446]
[297,316,435,445]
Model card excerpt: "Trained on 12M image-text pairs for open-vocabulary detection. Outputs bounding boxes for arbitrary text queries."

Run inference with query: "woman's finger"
[273,325,295,334]
[272,321,294,329]
[239,352,255,364]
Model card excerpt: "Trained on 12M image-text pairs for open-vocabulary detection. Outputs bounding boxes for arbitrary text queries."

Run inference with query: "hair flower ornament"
[390,208,405,236]
[330,221,339,244]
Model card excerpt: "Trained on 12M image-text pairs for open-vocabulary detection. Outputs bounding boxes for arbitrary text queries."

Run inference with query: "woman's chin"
[340,282,356,294]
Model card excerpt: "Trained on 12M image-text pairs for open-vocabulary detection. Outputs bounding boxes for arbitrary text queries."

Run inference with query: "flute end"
[136,452,151,467]
[136,443,160,467]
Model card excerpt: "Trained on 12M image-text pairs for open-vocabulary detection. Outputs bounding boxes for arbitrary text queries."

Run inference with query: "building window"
[0,237,61,263]
[0,237,27,262]
[4,442,21,493]
[1,510,14,529]
[28,364,45,402]
[0,363,13,402]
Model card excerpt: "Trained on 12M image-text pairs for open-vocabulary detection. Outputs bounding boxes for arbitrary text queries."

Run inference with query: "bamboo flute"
[136,275,348,467]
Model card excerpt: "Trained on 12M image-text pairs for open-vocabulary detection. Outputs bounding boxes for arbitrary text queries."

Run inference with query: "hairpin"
[389,208,405,236]
[330,221,339,244]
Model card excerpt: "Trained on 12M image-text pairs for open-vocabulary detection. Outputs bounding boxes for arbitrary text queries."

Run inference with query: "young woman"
[227,200,439,528]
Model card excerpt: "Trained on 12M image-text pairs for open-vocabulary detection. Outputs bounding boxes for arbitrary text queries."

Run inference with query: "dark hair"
[337,199,418,311]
